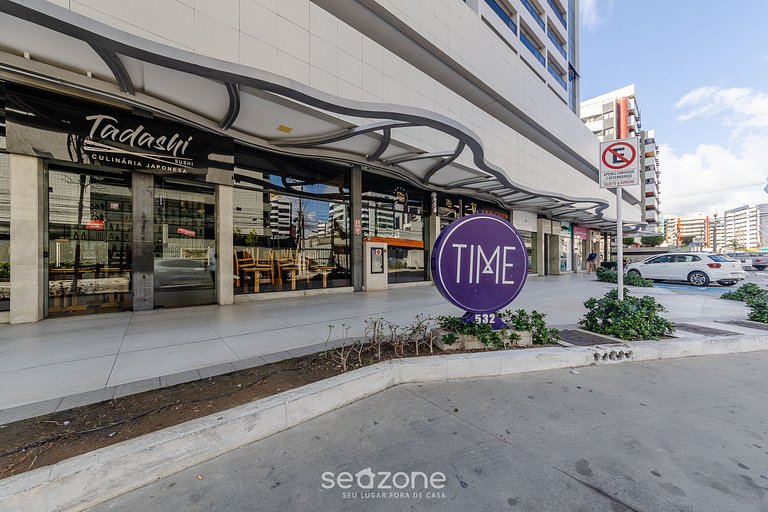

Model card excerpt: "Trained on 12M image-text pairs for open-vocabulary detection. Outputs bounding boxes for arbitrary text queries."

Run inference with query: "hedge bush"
[596,266,653,287]
[721,282,767,302]
[579,288,675,340]
[746,294,768,323]
[498,309,561,345]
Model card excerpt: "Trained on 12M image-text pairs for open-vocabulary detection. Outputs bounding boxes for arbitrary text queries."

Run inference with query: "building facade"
[580,85,661,231]
[0,0,642,323]
[717,204,768,251]
[664,214,710,248]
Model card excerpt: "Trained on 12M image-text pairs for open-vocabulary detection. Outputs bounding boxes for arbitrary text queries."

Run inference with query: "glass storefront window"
[48,168,132,316]
[154,179,216,307]
[362,178,426,284]
[522,231,537,273]
[0,153,9,312]
[232,157,351,294]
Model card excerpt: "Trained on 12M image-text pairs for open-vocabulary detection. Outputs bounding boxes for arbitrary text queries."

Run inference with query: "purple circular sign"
[431,213,528,314]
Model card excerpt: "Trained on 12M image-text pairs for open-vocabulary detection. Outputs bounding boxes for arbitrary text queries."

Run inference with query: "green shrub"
[595,266,653,287]
[499,309,561,344]
[579,288,675,341]
[746,294,768,323]
[623,237,635,246]
[437,315,516,349]
[0,262,9,280]
[640,235,664,247]
[721,282,767,302]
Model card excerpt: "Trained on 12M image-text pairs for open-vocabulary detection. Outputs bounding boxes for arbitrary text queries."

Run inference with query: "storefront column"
[216,184,234,305]
[351,165,363,292]
[9,154,44,323]
[425,215,440,281]
[132,172,154,311]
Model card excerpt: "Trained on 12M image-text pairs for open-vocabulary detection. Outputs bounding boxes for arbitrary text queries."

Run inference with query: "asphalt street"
[90,351,768,512]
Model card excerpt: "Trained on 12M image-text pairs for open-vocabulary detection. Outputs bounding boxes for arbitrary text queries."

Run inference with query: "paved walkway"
[89,351,768,512]
[0,273,751,422]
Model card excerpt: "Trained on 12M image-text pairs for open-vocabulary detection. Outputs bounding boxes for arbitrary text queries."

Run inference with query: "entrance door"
[47,168,133,317]
[153,178,216,308]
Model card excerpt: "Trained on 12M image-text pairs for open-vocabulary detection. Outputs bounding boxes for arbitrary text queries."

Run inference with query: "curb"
[3,335,768,512]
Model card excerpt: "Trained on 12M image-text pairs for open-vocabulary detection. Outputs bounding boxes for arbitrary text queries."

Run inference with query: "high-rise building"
[719,204,768,251]
[664,214,710,248]
[580,85,661,231]
[0,0,646,322]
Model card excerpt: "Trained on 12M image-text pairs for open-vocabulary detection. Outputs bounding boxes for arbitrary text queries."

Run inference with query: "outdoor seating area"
[233,247,344,294]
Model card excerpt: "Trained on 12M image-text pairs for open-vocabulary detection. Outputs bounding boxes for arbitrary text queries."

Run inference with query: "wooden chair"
[234,250,273,293]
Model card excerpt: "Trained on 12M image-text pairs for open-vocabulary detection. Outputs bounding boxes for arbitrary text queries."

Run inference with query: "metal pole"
[616,186,624,300]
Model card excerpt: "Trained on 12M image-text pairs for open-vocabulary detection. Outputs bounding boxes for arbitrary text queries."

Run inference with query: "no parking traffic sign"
[599,137,639,188]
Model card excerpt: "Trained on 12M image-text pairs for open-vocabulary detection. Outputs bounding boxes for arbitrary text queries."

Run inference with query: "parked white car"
[625,253,745,287]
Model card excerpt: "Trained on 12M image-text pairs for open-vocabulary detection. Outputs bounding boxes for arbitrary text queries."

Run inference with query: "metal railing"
[547,62,567,89]
[484,0,517,35]
[521,0,545,30]
[547,0,567,28]
[520,31,545,65]
[546,28,566,59]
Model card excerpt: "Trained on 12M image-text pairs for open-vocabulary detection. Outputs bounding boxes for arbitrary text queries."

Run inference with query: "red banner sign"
[176,227,196,237]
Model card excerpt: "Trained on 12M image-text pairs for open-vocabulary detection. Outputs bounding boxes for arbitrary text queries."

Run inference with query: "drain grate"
[673,323,740,337]
[559,329,621,346]
[721,320,768,331]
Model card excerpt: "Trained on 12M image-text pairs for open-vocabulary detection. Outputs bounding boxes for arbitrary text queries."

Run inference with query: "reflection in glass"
[0,154,9,312]
[47,169,132,316]
[233,167,351,294]
[153,179,216,308]
[362,184,426,284]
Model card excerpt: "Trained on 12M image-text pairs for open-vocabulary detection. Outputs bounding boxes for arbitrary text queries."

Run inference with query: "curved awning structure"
[0,0,644,232]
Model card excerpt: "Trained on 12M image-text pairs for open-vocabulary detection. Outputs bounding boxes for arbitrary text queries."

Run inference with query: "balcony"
[484,0,518,35]
[521,0,545,30]
[547,0,567,29]
[521,31,545,65]
[547,62,567,89]
[546,28,566,59]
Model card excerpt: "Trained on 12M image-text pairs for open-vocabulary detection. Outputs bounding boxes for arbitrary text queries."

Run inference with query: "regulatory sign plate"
[599,137,639,188]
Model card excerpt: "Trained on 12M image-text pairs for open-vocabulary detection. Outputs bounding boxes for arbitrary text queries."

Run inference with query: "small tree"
[681,236,694,246]
[641,235,664,247]
[623,237,635,246]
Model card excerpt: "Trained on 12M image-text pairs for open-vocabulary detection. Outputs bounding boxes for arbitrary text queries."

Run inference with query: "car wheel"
[717,280,737,286]
[755,266,766,270]
[688,271,710,287]
[627,269,641,278]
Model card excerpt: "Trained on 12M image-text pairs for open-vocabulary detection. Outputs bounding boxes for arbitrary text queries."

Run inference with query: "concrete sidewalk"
[0,273,751,422]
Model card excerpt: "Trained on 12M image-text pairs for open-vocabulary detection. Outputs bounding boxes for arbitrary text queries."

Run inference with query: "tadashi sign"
[431,213,528,325]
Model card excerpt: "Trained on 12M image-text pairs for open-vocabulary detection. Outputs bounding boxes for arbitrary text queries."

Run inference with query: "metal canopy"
[0,0,645,232]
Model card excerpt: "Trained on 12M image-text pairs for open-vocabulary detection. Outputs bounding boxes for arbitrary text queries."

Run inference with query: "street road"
[91,351,768,512]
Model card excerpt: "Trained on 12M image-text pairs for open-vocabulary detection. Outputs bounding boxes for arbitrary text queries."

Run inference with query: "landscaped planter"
[432,328,533,351]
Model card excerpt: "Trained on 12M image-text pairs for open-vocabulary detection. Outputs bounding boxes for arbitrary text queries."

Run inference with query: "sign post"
[599,137,639,301]
[431,213,528,329]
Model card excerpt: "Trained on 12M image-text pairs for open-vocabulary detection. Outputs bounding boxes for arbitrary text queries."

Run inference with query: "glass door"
[47,168,133,316]
[153,178,216,308]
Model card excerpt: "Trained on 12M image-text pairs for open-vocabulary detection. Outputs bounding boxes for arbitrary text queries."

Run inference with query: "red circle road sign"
[601,142,636,170]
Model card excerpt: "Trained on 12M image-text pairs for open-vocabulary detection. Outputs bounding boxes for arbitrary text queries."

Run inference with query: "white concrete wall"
[44,0,638,222]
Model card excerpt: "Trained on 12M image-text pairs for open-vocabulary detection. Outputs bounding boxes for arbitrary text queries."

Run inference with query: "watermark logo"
[321,468,447,500]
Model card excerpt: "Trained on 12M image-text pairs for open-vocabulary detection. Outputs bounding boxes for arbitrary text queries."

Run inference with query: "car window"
[708,255,732,262]
[691,255,701,262]
[671,255,697,263]
[647,255,671,264]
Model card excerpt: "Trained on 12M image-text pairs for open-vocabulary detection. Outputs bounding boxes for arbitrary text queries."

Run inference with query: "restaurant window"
[47,168,132,316]
[0,152,9,312]
[362,176,426,284]
[232,152,351,294]
[153,178,216,308]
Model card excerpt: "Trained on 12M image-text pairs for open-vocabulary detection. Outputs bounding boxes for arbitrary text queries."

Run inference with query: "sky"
[579,0,768,218]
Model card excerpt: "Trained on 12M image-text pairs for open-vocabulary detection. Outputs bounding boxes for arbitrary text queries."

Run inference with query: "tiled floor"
[0,273,751,415]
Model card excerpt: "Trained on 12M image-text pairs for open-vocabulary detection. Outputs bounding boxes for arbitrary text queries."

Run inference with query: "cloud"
[661,86,768,217]
[675,86,768,131]
[580,0,611,31]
